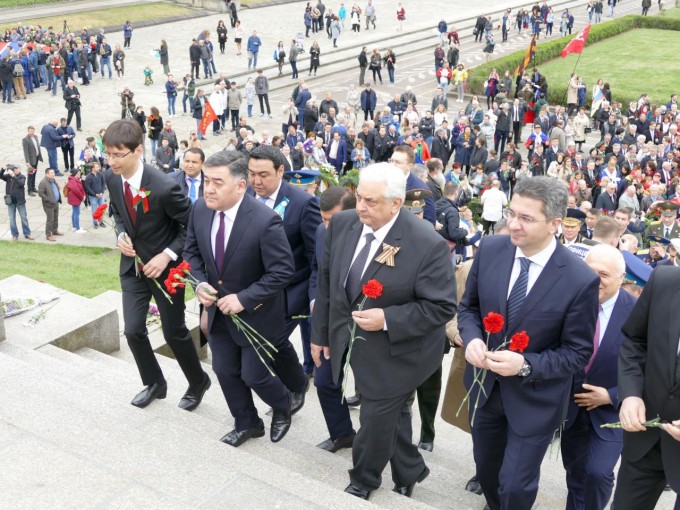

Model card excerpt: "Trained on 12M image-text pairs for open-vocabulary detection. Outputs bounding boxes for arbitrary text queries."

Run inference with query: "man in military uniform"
[404,188,434,221]
[621,250,652,298]
[637,235,671,267]
[284,168,322,197]
[559,209,586,247]
[645,201,680,240]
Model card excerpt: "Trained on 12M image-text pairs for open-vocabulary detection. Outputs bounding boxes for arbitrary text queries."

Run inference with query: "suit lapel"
[112,176,135,234]
[133,169,152,235]
[496,239,515,322]
[274,180,290,208]
[221,196,254,276]
[591,294,625,373]
[669,291,680,387]
[338,221,363,301]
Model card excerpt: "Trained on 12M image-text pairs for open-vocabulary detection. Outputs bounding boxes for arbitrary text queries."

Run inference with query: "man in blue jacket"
[40,120,68,175]
[246,30,262,70]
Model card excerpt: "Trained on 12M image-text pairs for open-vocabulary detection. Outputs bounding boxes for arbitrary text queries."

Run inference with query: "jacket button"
[217,280,222,285]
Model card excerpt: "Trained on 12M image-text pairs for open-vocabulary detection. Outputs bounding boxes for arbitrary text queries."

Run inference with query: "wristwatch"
[517,359,532,377]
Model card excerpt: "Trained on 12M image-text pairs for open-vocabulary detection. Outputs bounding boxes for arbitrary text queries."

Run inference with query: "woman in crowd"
[217,20,228,54]
[351,138,370,169]
[159,39,169,75]
[309,40,321,76]
[147,106,163,157]
[113,44,125,78]
[369,48,383,85]
[234,21,244,55]
[66,169,86,234]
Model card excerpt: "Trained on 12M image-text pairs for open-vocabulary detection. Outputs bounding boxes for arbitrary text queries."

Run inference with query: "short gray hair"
[585,243,625,275]
[359,163,406,201]
[204,150,247,181]
[513,176,568,219]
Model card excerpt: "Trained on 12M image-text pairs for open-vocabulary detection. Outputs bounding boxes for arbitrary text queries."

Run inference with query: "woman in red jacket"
[66,169,86,233]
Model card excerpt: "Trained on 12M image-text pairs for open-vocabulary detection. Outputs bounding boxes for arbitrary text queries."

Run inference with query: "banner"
[513,35,537,77]
[198,101,218,135]
[561,24,592,58]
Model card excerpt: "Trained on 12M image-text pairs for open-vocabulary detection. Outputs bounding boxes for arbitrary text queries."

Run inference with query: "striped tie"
[507,257,531,326]
[585,305,603,373]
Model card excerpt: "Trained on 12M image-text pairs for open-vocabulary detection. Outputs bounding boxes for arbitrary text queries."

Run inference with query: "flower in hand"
[483,311,504,334]
[509,331,530,353]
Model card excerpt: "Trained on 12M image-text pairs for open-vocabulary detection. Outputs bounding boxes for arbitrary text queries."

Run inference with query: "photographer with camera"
[1,164,33,241]
[119,87,136,119]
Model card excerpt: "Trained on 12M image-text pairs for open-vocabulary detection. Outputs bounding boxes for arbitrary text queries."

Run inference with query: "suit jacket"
[37,176,61,205]
[458,236,600,436]
[566,290,637,441]
[308,222,325,304]
[172,170,204,200]
[63,86,81,111]
[105,164,191,276]
[40,124,62,150]
[595,192,617,212]
[311,209,457,399]
[248,179,321,316]
[22,135,43,167]
[182,194,294,342]
[619,266,680,490]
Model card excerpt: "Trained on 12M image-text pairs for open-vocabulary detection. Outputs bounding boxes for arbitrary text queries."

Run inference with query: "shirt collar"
[219,195,244,222]
[601,291,619,317]
[122,161,144,190]
[260,179,283,203]
[514,235,557,269]
[360,210,400,246]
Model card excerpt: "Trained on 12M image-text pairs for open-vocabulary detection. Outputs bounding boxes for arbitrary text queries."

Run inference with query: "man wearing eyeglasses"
[458,176,600,510]
[104,119,211,412]
[388,145,436,225]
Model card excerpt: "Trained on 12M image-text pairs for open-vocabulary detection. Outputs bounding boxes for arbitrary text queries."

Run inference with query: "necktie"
[585,305,603,373]
[124,181,136,225]
[507,257,531,326]
[188,178,197,203]
[257,195,269,206]
[214,212,226,273]
[345,232,376,303]
[665,227,671,238]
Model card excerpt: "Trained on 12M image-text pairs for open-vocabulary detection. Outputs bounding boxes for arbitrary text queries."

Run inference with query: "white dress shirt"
[597,291,618,347]
[507,236,557,298]
[211,196,244,261]
[255,180,283,209]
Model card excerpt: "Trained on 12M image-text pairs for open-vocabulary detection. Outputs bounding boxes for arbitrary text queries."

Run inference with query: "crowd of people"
[3,1,680,510]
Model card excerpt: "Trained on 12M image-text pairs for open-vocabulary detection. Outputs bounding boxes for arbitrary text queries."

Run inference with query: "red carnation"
[177,261,191,273]
[483,312,504,334]
[362,279,383,300]
[509,331,530,353]
[93,203,108,222]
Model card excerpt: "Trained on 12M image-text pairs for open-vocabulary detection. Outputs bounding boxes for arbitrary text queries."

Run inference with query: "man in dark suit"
[247,145,320,400]
[22,125,43,196]
[183,151,296,446]
[281,145,295,172]
[103,119,210,410]
[309,187,357,453]
[40,120,66,176]
[63,79,82,131]
[562,244,637,510]
[311,163,457,500]
[458,176,600,510]
[510,99,526,143]
[173,148,204,204]
[326,131,347,175]
[595,182,618,212]
[613,265,680,510]
[389,145,436,225]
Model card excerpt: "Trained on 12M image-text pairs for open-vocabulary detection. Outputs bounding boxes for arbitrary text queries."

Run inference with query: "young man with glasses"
[389,145,436,225]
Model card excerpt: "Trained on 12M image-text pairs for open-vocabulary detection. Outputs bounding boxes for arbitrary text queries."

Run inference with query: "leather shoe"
[290,375,310,415]
[344,484,371,500]
[393,466,430,498]
[178,373,211,411]
[418,441,434,452]
[25,236,35,241]
[345,394,361,407]
[220,418,265,447]
[131,382,167,408]
[465,475,484,495]
[53,230,64,236]
[316,434,354,453]
[270,395,292,443]
[46,235,56,242]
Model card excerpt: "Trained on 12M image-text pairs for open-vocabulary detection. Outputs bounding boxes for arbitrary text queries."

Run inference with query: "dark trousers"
[562,407,622,510]
[472,382,554,510]
[314,352,354,440]
[61,146,75,171]
[209,317,289,431]
[613,438,680,510]
[124,36,131,48]
[290,60,298,78]
[416,364,443,443]
[495,130,508,154]
[270,316,306,394]
[298,316,313,374]
[257,93,271,115]
[230,109,239,130]
[359,66,366,85]
[66,107,81,130]
[42,202,59,236]
[121,268,205,388]
[190,61,200,79]
[350,390,426,491]
[512,121,522,142]
[27,170,36,192]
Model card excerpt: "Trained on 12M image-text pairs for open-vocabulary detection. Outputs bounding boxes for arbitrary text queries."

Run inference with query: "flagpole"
[561,52,583,109]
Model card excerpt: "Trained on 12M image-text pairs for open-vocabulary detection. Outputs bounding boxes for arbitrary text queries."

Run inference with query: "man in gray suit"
[22,125,43,196]
[311,162,457,500]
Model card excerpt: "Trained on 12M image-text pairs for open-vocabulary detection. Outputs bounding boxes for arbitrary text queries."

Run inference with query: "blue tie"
[257,195,269,206]
[188,178,197,204]
[507,257,531,326]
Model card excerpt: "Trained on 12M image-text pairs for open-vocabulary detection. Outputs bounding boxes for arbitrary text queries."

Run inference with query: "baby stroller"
[295,32,305,54]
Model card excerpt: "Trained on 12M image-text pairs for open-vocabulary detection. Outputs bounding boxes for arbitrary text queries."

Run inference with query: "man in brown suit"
[36,168,63,241]
[22,125,43,196]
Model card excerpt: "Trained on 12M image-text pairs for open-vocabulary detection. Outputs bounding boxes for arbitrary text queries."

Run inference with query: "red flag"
[198,101,218,135]
[513,34,537,77]
[561,24,591,58]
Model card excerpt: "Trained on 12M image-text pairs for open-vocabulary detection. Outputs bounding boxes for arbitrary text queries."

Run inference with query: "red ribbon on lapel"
[132,188,151,213]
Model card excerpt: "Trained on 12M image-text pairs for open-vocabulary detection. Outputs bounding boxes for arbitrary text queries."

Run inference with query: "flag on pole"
[561,24,592,58]
[513,34,537,77]
[198,101,218,136]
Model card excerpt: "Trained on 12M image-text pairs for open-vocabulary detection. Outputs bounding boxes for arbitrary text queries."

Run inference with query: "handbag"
[4,195,12,205]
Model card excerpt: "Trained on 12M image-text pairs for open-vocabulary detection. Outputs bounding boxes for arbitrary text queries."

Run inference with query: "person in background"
[1,164,33,241]
[83,160,106,228]
[66,168,86,233]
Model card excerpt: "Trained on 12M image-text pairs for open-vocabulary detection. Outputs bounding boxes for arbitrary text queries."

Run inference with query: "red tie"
[585,305,603,373]
[124,181,136,225]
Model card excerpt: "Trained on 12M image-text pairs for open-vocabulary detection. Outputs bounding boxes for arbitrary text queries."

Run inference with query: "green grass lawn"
[3,0,61,6]
[538,28,680,107]
[660,7,680,18]
[1,3,196,32]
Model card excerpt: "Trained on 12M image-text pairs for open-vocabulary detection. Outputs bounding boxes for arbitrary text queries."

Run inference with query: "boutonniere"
[132,187,151,213]
[374,243,400,267]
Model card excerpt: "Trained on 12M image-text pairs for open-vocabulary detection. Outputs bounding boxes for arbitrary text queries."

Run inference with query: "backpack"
[62,182,70,198]
[13,62,24,77]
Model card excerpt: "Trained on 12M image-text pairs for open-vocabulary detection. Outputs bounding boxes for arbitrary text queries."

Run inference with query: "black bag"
[4,195,13,205]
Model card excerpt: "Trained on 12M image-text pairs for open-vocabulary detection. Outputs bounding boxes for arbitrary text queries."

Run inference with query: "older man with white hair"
[311,162,456,500]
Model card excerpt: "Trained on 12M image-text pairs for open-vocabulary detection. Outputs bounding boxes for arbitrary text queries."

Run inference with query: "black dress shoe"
[418,441,434,452]
[344,483,371,500]
[316,434,355,453]
[393,466,430,498]
[465,475,484,495]
[345,394,361,407]
[220,419,265,447]
[270,395,292,443]
[178,373,211,411]
[290,375,310,415]
[131,382,167,408]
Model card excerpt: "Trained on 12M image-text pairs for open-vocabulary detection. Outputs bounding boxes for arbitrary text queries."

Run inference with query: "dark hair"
[444,181,458,197]
[249,144,284,169]
[184,147,205,163]
[393,144,415,164]
[319,186,355,212]
[513,176,568,219]
[426,158,443,172]
[102,120,143,152]
[204,150,246,180]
